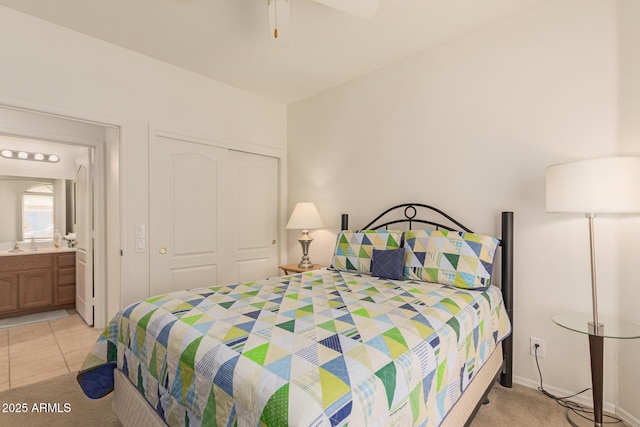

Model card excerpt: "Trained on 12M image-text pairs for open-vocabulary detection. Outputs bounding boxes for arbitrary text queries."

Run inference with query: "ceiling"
[0,0,542,104]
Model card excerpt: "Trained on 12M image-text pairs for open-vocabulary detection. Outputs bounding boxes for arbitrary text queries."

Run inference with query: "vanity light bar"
[0,149,60,163]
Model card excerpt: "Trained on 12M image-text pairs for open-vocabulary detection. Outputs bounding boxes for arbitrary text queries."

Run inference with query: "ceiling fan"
[267,0,380,47]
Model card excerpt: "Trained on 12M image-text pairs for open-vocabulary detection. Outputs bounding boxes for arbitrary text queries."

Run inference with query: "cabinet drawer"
[0,255,53,272]
[57,285,75,305]
[57,252,76,268]
[58,268,76,286]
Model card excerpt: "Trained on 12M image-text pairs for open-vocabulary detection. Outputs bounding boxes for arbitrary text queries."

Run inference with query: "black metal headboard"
[341,203,514,389]
[341,203,473,232]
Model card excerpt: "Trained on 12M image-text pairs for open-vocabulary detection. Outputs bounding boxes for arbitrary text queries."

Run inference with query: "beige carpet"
[0,371,120,427]
[472,382,568,426]
[0,372,569,426]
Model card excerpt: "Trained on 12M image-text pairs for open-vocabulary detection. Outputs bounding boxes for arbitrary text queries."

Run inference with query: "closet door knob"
[272,240,277,245]
[159,247,167,255]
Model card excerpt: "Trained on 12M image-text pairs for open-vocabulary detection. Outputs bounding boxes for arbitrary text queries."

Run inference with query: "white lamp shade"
[286,202,325,230]
[546,156,640,213]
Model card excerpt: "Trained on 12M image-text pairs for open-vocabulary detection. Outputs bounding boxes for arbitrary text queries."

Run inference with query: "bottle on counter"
[53,229,62,250]
[30,237,38,251]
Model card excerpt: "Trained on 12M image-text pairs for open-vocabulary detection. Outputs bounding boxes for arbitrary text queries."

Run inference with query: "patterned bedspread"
[78,269,511,427]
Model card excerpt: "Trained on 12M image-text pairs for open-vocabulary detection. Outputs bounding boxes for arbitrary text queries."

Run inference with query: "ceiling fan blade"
[311,0,379,18]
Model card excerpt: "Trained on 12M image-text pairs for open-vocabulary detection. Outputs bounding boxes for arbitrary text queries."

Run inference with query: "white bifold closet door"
[149,135,279,296]
[227,150,279,283]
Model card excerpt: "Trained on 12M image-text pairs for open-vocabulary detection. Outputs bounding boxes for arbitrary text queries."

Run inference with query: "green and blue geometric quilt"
[78,269,511,427]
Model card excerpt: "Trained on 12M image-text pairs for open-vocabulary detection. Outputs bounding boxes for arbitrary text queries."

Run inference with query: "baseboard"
[513,376,639,427]
[616,407,640,427]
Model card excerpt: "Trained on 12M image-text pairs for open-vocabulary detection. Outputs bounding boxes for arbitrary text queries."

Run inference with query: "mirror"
[0,175,74,244]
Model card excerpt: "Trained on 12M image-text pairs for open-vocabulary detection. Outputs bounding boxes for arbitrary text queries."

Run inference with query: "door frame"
[0,102,121,330]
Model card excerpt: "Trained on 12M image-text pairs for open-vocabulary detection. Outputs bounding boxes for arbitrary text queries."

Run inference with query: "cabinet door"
[19,270,53,309]
[0,274,18,313]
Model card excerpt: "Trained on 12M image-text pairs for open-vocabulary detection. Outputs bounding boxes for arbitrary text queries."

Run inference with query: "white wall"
[288,0,638,420]
[616,0,640,422]
[0,6,287,312]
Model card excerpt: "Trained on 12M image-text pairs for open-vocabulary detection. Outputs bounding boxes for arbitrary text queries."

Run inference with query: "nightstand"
[279,264,325,275]
[552,313,640,426]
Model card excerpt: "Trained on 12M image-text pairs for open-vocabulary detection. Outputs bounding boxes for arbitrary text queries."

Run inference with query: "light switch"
[135,224,146,238]
[136,238,145,252]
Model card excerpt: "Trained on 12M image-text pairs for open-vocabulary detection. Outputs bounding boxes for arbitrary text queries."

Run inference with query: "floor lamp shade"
[286,202,325,269]
[546,156,640,214]
[546,155,640,332]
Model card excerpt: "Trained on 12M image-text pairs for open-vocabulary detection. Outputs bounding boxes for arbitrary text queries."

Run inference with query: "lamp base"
[297,259,314,269]
[297,230,314,270]
[566,408,625,427]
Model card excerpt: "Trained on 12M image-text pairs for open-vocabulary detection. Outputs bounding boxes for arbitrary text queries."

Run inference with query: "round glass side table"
[552,313,640,427]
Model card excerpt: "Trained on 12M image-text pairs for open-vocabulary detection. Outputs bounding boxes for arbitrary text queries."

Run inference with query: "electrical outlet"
[530,337,545,358]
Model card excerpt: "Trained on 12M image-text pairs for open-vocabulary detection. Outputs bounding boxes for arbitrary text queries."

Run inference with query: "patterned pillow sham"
[403,229,499,290]
[331,230,403,274]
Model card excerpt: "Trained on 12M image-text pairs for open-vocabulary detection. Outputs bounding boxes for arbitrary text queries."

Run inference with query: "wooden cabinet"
[0,251,76,319]
[56,252,76,305]
[19,270,53,309]
[0,274,18,312]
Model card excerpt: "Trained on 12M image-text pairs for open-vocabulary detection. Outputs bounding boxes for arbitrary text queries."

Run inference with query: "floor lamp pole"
[587,213,604,427]
[587,213,603,335]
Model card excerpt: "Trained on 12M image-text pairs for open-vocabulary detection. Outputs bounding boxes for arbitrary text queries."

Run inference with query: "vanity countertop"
[0,247,76,257]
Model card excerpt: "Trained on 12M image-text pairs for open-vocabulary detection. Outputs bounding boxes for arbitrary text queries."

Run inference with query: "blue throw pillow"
[371,247,405,280]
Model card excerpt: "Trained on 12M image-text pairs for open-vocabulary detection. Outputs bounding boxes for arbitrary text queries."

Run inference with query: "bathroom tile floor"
[0,311,100,391]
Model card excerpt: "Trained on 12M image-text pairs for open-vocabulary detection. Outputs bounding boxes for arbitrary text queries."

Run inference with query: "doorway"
[0,105,120,329]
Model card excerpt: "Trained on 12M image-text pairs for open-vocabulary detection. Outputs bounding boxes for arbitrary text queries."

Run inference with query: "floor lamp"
[286,202,324,269]
[546,156,640,426]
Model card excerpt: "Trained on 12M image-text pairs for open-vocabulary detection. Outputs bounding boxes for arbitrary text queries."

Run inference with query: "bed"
[78,203,514,427]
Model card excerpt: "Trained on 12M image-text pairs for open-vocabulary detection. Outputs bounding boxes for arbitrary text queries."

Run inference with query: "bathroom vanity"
[0,249,76,319]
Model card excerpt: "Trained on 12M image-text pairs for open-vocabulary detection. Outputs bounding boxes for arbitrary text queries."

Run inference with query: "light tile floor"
[0,311,100,391]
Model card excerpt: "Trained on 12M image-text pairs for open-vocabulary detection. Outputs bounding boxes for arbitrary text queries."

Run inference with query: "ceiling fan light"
[1,149,13,158]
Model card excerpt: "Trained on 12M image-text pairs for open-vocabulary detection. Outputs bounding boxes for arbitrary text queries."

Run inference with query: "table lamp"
[286,202,324,269]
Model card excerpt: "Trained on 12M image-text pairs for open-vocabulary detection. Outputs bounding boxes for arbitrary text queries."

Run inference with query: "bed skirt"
[112,342,504,427]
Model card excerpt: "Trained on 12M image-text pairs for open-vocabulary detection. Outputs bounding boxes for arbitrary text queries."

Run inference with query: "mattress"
[78,269,511,427]
[111,343,504,427]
